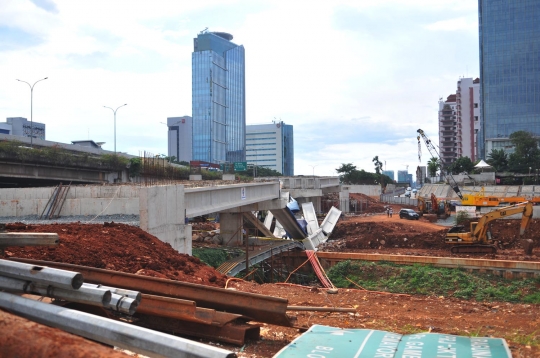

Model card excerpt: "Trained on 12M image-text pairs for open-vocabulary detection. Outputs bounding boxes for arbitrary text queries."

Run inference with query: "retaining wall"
[0,186,140,217]
[0,184,191,254]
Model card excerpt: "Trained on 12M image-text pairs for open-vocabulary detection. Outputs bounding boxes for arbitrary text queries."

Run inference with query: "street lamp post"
[308,164,318,177]
[16,77,48,148]
[103,104,127,153]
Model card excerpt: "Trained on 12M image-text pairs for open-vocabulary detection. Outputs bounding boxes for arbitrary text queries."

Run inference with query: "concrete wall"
[341,185,381,196]
[0,185,140,217]
[0,184,193,254]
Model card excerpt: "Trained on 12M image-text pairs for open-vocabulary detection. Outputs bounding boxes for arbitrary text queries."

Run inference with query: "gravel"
[0,214,140,227]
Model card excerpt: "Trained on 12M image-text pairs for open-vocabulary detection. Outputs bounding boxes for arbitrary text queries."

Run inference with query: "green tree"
[427,157,440,177]
[372,156,383,174]
[508,131,540,173]
[487,149,508,172]
[336,163,357,184]
[336,163,382,185]
[448,156,475,175]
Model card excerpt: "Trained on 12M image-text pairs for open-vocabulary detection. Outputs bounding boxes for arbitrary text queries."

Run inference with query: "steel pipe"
[109,293,138,315]
[0,233,59,247]
[0,275,34,292]
[0,276,110,307]
[0,259,83,290]
[33,284,111,307]
[84,283,141,303]
[0,292,236,358]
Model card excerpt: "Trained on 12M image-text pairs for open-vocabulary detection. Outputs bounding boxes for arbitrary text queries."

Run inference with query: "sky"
[0,0,480,177]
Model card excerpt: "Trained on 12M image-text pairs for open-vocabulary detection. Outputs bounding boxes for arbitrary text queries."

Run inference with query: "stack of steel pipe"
[0,259,140,314]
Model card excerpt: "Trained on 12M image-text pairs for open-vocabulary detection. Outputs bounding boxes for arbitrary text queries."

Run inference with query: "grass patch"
[192,248,242,268]
[327,260,540,304]
[508,330,540,346]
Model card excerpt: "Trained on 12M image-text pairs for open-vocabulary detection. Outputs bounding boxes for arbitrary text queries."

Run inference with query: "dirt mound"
[2,222,226,287]
[349,193,388,213]
[330,220,448,250]
[191,222,219,231]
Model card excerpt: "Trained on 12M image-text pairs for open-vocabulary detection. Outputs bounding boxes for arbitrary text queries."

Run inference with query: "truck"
[445,201,533,254]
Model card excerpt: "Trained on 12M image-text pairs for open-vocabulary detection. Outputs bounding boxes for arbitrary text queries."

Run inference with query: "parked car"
[399,208,420,220]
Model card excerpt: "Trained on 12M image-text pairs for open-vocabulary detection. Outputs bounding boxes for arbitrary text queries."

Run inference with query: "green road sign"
[234,161,247,171]
[273,325,511,358]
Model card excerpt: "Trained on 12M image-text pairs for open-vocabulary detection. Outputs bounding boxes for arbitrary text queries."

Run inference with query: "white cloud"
[425,17,477,32]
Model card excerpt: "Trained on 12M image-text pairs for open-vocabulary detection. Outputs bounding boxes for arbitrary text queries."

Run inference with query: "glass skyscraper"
[192,31,246,164]
[478,0,540,158]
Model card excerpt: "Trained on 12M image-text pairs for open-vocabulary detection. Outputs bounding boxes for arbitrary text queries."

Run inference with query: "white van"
[405,187,412,197]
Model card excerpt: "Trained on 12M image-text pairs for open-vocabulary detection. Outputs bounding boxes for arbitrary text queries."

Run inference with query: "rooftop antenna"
[200,27,208,34]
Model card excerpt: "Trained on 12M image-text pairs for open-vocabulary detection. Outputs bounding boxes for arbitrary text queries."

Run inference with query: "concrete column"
[139,184,192,255]
[219,212,244,246]
[339,190,350,213]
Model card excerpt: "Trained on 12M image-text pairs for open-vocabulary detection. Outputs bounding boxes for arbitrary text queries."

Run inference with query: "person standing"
[386,207,390,217]
[389,208,393,218]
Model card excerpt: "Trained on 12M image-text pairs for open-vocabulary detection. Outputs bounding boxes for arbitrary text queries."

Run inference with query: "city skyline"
[1,0,479,176]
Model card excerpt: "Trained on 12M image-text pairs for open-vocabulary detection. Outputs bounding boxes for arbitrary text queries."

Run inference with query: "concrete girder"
[185,182,280,218]
[219,198,287,213]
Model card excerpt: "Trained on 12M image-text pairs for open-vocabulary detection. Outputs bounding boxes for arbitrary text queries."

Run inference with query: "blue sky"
[0,0,479,176]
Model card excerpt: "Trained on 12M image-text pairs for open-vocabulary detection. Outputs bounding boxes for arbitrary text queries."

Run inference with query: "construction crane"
[417,129,463,200]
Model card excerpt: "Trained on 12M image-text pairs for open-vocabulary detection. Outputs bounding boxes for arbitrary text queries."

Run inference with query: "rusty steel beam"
[138,294,241,326]
[134,313,260,346]
[10,258,295,327]
[301,252,540,275]
[0,233,59,247]
[287,306,356,312]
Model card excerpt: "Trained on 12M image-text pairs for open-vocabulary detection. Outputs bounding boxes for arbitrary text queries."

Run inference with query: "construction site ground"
[0,194,539,357]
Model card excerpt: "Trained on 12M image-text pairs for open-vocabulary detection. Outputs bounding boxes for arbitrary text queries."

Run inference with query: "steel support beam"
[10,258,295,327]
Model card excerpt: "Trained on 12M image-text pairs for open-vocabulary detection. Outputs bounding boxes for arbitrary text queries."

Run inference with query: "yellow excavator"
[446,201,533,254]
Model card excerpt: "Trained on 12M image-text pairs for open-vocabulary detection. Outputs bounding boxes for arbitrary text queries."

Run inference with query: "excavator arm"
[472,202,534,240]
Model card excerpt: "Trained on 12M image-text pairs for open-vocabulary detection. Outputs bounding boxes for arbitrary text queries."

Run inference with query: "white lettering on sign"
[374,332,401,358]
[401,340,424,358]
[470,338,492,357]
[241,187,246,200]
[437,335,457,358]
[436,346,456,358]
[307,346,333,358]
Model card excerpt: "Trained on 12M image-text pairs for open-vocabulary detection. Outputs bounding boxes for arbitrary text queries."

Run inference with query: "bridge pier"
[219,213,244,246]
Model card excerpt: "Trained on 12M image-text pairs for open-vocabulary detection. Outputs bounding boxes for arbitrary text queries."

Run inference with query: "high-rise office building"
[397,170,409,184]
[382,170,394,181]
[166,116,192,162]
[192,30,245,164]
[246,122,294,175]
[478,0,540,158]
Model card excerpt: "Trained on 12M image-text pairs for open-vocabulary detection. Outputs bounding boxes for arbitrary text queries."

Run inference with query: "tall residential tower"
[192,30,246,164]
[479,0,540,158]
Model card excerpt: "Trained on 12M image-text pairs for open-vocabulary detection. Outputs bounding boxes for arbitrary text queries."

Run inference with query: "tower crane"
[417,129,463,200]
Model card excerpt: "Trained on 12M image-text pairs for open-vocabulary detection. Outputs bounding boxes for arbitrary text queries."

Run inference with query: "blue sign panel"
[273,325,511,358]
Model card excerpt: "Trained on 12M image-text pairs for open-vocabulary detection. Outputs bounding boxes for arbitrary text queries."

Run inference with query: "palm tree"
[487,149,508,172]
[427,157,440,177]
